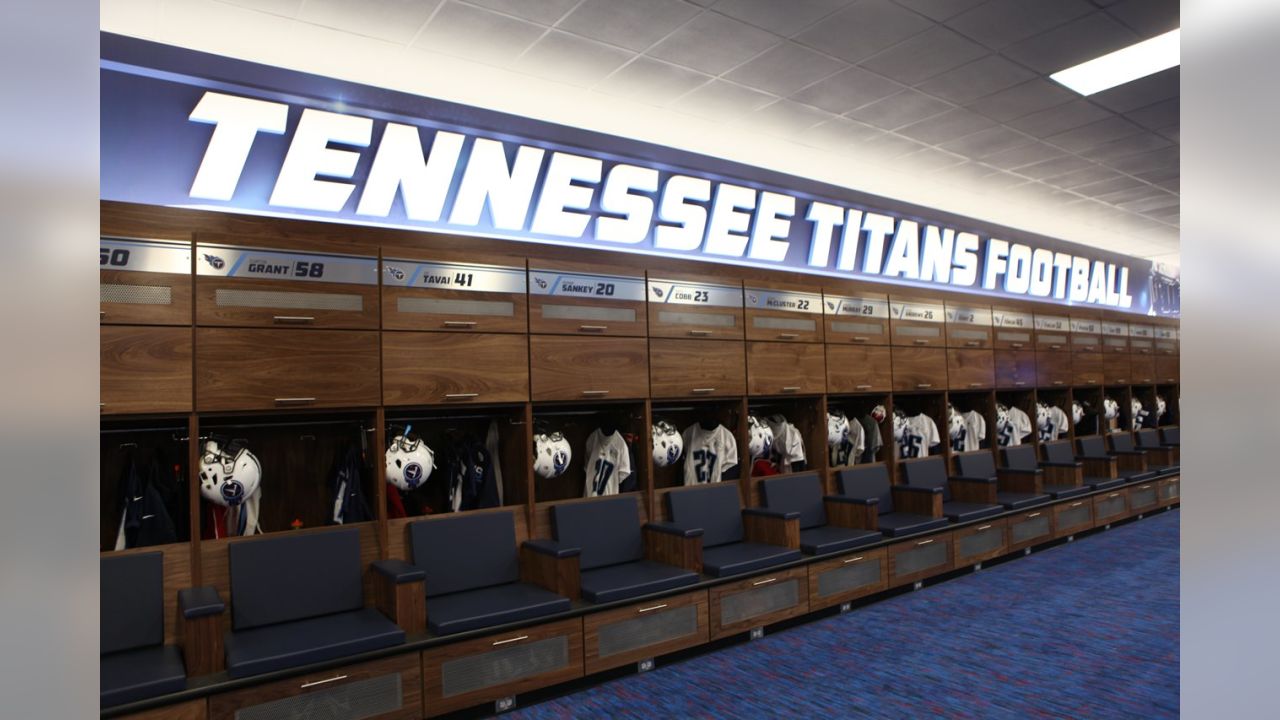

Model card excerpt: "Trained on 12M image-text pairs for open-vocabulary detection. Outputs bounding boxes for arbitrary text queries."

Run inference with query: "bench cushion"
[877,513,949,537]
[409,512,519,596]
[701,542,801,577]
[427,582,570,636]
[957,451,998,476]
[942,501,1002,523]
[579,560,699,604]
[101,552,164,655]
[1043,483,1091,500]
[552,496,643,571]
[225,608,405,679]
[835,465,895,514]
[798,526,882,556]
[997,491,1050,510]
[100,645,185,708]
[666,482,744,548]
[1117,469,1158,483]
[759,473,827,529]
[1083,476,1126,491]
[902,458,952,502]
[229,528,363,631]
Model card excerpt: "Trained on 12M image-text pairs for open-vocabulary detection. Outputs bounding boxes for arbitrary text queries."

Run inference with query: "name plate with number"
[1033,315,1069,332]
[1101,322,1129,337]
[100,237,190,274]
[746,288,822,314]
[945,305,992,326]
[1154,327,1177,340]
[992,310,1032,329]
[383,258,526,293]
[530,269,645,301]
[890,302,943,323]
[1129,324,1154,338]
[824,296,889,319]
[196,244,377,285]
[1070,319,1100,334]
[648,279,743,308]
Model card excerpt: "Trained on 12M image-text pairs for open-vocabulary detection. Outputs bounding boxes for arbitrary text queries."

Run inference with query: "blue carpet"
[509,510,1179,719]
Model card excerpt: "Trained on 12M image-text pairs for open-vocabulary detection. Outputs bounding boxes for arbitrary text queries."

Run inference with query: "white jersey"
[960,410,986,452]
[999,406,1034,447]
[1047,406,1070,441]
[583,429,632,497]
[681,424,739,485]
[765,416,807,473]
[899,414,940,459]
[830,417,866,467]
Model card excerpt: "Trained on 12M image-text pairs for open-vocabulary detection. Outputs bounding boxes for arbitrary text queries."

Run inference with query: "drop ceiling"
[101,0,1180,266]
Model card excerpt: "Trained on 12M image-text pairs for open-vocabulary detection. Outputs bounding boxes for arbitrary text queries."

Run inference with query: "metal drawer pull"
[843,556,865,564]
[99,402,105,408]
[778,333,799,340]
[1139,485,1151,490]
[1070,502,1084,507]
[492,635,529,646]
[582,390,610,396]
[977,525,992,531]
[1117,379,1127,383]
[579,324,608,332]
[852,336,868,343]
[1027,512,1041,518]
[1010,342,1024,348]
[753,577,778,586]
[99,310,106,318]
[1014,381,1027,386]
[691,388,717,394]
[445,393,480,400]
[301,674,348,689]
[638,604,668,613]
[1108,493,1120,498]
[969,383,981,388]
[1050,344,1062,350]
[917,383,932,389]
[916,539,934,546]
[913,339,929,345]
[274,397,316,405]
[272,315,315,324]
[688,330,711,337]
[780,386,800,393]
[444,320,477,328]
[855,384,872,390]
[1053,381,1065,386]
[965,341,980,347]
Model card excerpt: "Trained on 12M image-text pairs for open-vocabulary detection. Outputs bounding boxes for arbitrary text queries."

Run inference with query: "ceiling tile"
[1106,0,1180,36]
[298,0,440,43]
[600,57,712,106]
[1071,174,1145,197]
[725,42,848,96]
[749,99,834,135]
[1079,132,1174,163]
[794,0,933,63]
[520,30,634,87]
[713,0,854,38]
[946,0,1095,49]
[1159,125,1178,142]
[557,0,700,52]
[1046,116,1144,152]
[860,132,929,160]
[1007,98,1112,137]
[916,54,1036,104]
[796,116,885,149]
[1105,146,1178,175]
[978,171,1030,190]
[415,2,546,64]
[858,26,988,85]
[980,141,1065,170]
[937,125,1033,159]
[1116,192,1179,213]
[647,11,780,75]
[789,65,903,113]
[896,106,995,144]
[891,0,988,22]
[1047,165,1122,189]
[671,79,777,122]
[937,161,1001,184]
[218,0,302,16]
[1002,12,1138,74]
[968,78,1077,122]
[1123,97,1179,130]
[1091,67,1179,113]
[1014,154,1095,180]
[461,0,578,25]
[904,147,969,171]
[846,89,952,130]
[1134,167,1179,184]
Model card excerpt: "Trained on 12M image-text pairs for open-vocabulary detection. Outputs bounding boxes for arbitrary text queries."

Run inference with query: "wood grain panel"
[646,289,744,340]
[582,590,708,674]
[102,542,191,646]
[383,285,528,334]
[1035,351,1071,388]
[648,339,746,398]
[1155,355,1179,384]
[382,332,529,405]
[196,276,378,330]
[1072,352,1104,387]
[746,341,826,396]
[1052,499,1093,538]
[1006,508,1054,552]
[529,335,649,401]
[1103,353,1132,385]
[1092,490,1128,526]
[101,269,192,326]
[951,518,1007,567]
[1127,481,1161,516]
[946,349,994,390]
[119,698,207,720]
[823,307,889,345]
[1071,333,1101,354]
[826,345,892,394]
[209,654,421,720]
[101,326,192,415]
[742,512,800,549]
[1129,353,1157,384]
[890,346,947,392]
[994,349,1036,389]
[643,526,702,571]
[806,547,888,610]
[195,328,379,411]
[707,566,809,640]
[885,533,953,588]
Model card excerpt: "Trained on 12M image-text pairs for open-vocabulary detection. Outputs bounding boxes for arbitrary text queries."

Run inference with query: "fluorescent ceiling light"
[1051,29,1180,95]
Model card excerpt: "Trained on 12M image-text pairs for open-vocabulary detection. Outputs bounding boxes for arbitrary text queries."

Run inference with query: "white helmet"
[870,405,887,423]
[1104,397,1120,420]
[892,408,908,441]
[533,432,572,479]
[652,421,684,467]
[827,412,850,447]
[1131,397,1146,429]
[995,404,1010,431]
[385,426,434,491]
[748,416,774,459]
[199,438,261,508]
[1072,401,1085,425]
[947,405,964,441]
[1035,402,1051,433]
[1155,395,1168,420]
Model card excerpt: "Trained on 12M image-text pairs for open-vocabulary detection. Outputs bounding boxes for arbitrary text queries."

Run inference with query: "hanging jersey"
[681,424,739,485]
[830,419,866,467]
[899,415,941,459]
[859,415,883,463]
[1002,407,1034,446]
[485,420,504,505]
[960,410,986,452]
[1047,406,1070,441]
[765,416,807,473]
[584,429,632,497]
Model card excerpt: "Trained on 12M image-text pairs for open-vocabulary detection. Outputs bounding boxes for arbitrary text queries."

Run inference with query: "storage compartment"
[1093,490,1128,526]
[1155,355,1180,385]
[1035,351,1072,388]
[886,534,953,588]
[651,401,744,490]
[946,348,994,390]
[945,303,993,348]
[1052,499,1093,538]
[382,255,527,334]
[100,418,192,553]
[994,349,1036,389]
[1101,321,1130,354]
[747,397,825,481]
[649,339,746,399]
[890,393,949,466]
[1033,314,1070,352]
[101,325,193,415]
[1006,509,1053,552]
[210,654,421,720]
[100,237,192,326]
[529,265,647,337]
[744,286,823,342]
[746,341,826,396]
[1154,326,1178,356]
[583,590,709,674]
[708,566,809,640]
[529,336,649,401]
[946,392,995,453]
[195,240,379,329]
[826,345,893,394]
[532,403,648,503]
[991,309,1034,350]
[1128,323,1155,355]
[807,548,888,610]
[891,346,947,392]
[1130,353,1157,385]
[889,298,945,348]
[196,328,379,411]
[383,332,529,406]
[421,617,584,717]
[823,294,890,345]
[1103,354,1131,385]
[1128,482,1160,516]
[1069,316,1102,353]
[1072,352,1104,387]
[647,277,744,340]
[953,518,1008,567]
[1159,477,1180,507]
[825,395,894,466]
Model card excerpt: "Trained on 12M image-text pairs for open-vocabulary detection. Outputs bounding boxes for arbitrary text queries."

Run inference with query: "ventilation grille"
[815,559,880,598]
[216,288,362,312]
[950,329,987,340]
[958,528,1003,561]
[1097,497,1126,520]
[1010,516,1051,544]
[658,310,735,327]
[751,316,816,332]
[440,636,569,699]
[397,297,513,317]
[997,331,1032,342]
[1131,488,1157,508]
[719,579,800,627]
[1161,483,1179,500]
[1058,505,1091,529]
[1104,338,1128,347]
[541,304,635,322]
[101,283,172,306]
[596,605,698,659]
[831,321,883,335]
[893,542,948,578]
[1038,334,1068,344]
[234,673,401,720]
[896,326,940,337]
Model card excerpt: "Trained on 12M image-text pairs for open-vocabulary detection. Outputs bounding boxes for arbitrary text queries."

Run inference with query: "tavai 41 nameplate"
[100,237,191,274]
[196,244,378,285]
[530,269,646,301]
[746,288,822,314]
[384,258,526,293]
[648,279,743,308]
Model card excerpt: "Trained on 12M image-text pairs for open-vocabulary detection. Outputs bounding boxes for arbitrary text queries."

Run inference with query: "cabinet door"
[583,590,709,675]
[529,267,647,337]
[807,548,888,610]
[1072,352,1104,387]
[886,534,953,588]
[101,326,192,415]
[994,349,1036,389]
[99,238,192,326]
[746,342,826,396]
[1130,354,1157,384]
[952,519,1007,567]
[647,278,744,340]
[382,257,527,334]
[1155,355,1180,384]
[1035,351,1071,388]
[745,288,823,342]
[945,304,993,348]
[529,335,649,401]
[1006,509,1054,552]
[196,328,379,411]
[1093,490,1128,526]
[383,332,529,405]
[889,299,945,348]
[209,654,421,720]
[708,566,809,640]
[649,339,746,399]
[946,349,994,390]
[826,345,892,394]
[823,295,890,345]
[1033,315,1071,352]
[1052,499,1093,538]
[891,347,947,392]
[991,310,1034,350]
[1103,353,1131,385]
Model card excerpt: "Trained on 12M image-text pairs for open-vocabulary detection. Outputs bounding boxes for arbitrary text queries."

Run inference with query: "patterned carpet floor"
[508,509,1179,719]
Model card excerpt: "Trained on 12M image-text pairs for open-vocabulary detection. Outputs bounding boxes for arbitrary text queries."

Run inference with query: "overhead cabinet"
[994,349,1036,389]
[991,309,1034,350]
[646,277,744,340]
[746,341,826,396]
[826,345,893,394]
[1035,351,1072,388]
[1103,353,1132,385]
[99,237,192,326]
[823,294,890,345]
[382,255,527,334]
[945,303,993,348]
[1101,321,1130,354]
[1033,314,1071,352]
[1072,352,1104,387]
[529,265,648,337]
[889,298,945,348]
[1069,316,1102,354]
[946,349,995,390]
[529,335,650,401]
[1128,323,1155,355]
[744,286,824,343]
[648,338,746,399]
[891,346,948,392]
[1130,353,1157,385]
[382,332,530,406]
[101,325,192,414]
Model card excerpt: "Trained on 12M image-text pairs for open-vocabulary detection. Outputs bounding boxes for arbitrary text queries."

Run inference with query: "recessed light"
[1051,29,1180,96]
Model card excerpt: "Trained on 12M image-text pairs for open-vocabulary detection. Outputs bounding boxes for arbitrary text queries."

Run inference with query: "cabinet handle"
[444,393,480,400]
[843,556,865,564]
[301,674,348,689]
[916,539,934,546]
[579,324,608,332]
[1116,379,1127,384]
[272,315,315,324]
[1139,484,1151,490]
[1108,493,1120,498]
[582,390,610,397]
[1050,344,1062,350]
[1014,382,1026,386]
[1027,512,1041,518]
[1053,381,1064,386]
[99,402,105,408]
[275,397,316,405]
[752,577,778,586]
[1010,342,1024,348]
[691,388,717,394]
[977,524,992,531]
[969,383,981,388]
[688,330,711,337]
[780,386,800,393]
[916,383,932,389]
[778,333,799,340]
[99,310,106,318]
[638,604,668,613]
[851,336,868,343]
[913,339,929,345]
[492,635,528,646]
[443,320,476,329]
[964,341,979,347]
[1070,502,1084,507]
[855,384,873,390]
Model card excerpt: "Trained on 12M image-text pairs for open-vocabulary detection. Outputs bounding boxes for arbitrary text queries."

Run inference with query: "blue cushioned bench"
[1043,440,1125,491]
[835,464,949,537]
[101,552,185,708]
[758,473,882,555]
[902,457,1003,523]
[957,450,1052,509]
[665,482,801,577]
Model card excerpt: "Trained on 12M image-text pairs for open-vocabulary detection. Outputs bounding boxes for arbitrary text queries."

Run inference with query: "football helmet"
[870,405,887,423]
[1035,402,1051,433]
[995,403,1010,431]
[1072,401,1085,425]
[1131,397,1147,429]
[1103,397,1120,420]
[827,412,851,447]
[651,421,684,467]
[385,426,434,491]
[947,405,965,442]
[1155,395,1168,420]
[748,416,774,459]
[199,437,261,508]
[533,432,572,479]
[892,408,908,441]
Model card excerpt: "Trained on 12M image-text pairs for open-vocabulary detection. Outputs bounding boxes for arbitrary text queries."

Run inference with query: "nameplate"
[100,237,190,274]
[648,279,743,308]
[746,288,822,314]
[383,259,526,293]
[196,244,377,285]
[530,269,645,301]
